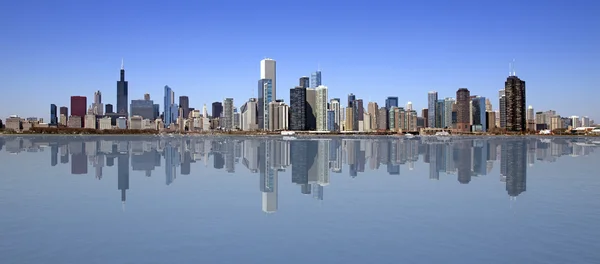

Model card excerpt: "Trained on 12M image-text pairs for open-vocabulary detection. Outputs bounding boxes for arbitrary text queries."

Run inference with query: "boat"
[435,131,450,136]
[282,136,297,141]
[405,133,418,139]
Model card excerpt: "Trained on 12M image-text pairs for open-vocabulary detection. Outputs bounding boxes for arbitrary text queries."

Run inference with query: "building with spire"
[116,59,128,114]
[505,63,526,132]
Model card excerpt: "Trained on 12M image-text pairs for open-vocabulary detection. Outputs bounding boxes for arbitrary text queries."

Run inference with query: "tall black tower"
[116,59,129,115]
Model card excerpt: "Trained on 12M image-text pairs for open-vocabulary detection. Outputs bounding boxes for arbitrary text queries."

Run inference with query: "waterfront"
[1,136,599,264]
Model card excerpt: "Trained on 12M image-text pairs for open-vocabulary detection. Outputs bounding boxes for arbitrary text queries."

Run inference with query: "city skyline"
[2,1,598,121]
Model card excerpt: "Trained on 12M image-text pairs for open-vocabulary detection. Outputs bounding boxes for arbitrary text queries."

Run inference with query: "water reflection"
[1,136,598,212]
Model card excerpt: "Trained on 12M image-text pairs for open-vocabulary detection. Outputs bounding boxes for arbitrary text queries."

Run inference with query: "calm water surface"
[1,135,600,264]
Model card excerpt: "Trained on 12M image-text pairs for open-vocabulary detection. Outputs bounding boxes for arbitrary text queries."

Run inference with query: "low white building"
[99,117,112,130]
[85,114,96,129]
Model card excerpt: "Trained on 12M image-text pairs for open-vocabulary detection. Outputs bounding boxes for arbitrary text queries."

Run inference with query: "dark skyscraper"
[505,75,526,131]
[179,96,190,119]
[299,77,310,89]
[118,154,130,204]
[50,104,57,125]
[290,86,307,130]
[385,96,398,110]
[455,88,471,132]
[70,96,87,127]
[422,108,429,127]
[356,99,364,121]
[212,102,223,118]
[60,106,68,117]
[116,60,128,114]
[105,104,113,114]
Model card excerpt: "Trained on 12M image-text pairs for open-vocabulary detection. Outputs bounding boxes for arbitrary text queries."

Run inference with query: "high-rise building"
[499,89,506,129]
[116,60,128,114]
[268,101,289,131]
[581,116,591,127]
[471,96,487,132]
[327,110,335,131]
[347,93,358,131]
[257,79,273,130]
[131,99,155,120]
[385,97,398,110]
[435,99,445,128]
[241,98,258,131]
[406,101,413,111]
[260,58,276,101]
[50,104,58,125]
[92,90,104,115]
[311,71,322,88]
[299,76,310,89]
[105,104,113,114]
[306,88,317,130]
[455,88,471,132]
[527,105,535,131]
[70,96,87,127]
[345,107,354,131]
[505,75,526,131]
[355,99,364,121]
[428,91,438,128]
[444,98,455,128]
[330,98,341,132]
[60,106,68,117]
[223,98,234,130]
[316,85,328,131]
[422,108,429,128]
[179,96,190,119]
[289,86,307,130]
[367,102,379,131]
[164,86,177,127]
[378,107,388,130]
[203,104,208,118]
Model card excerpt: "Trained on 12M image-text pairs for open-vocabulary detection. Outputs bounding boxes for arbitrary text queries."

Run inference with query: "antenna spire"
[512,58,516,76]
[121,58,124,70]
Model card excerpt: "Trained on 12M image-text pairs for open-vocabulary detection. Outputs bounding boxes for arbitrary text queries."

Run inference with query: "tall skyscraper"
[444,98,455,128]
[164,86,175,127]
[436,99,445,128]
[116,59,128,114]
[385,97,398,110]
[104,104,113,114]
[355,99,364,121]
[471,96,487,132]
[70,96,87,127]
[527,105,535,131]
[316,85,328,131]
[223,98,234,130]
[485,98,493,112]
[260,58,276,100]
[406,101,413,111]
[422,108,429,127]
[179,96,190,119]
[306,88,317,130]
[241,98,258,131]
[299,76,310,89]
[499,89,506,128]
[330,98,341,131]
[50,104,58,125]
[428,91,438,128]
[92,90,103,115]
[311,70,322,88]
[456,88,471,132]
[367,102,379,131]
[290,86,307,130]
[505,74,526,131]
[203,104,208,118]
[257,79,273,130]
[60,106,68,117]
[212,101,223,118]
[347,93,358,131]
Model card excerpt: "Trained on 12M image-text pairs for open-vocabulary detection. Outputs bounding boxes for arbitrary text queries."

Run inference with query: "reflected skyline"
[1,136,598,213]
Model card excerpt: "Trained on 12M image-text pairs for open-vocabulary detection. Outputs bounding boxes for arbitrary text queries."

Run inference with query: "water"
[1,135,599,264]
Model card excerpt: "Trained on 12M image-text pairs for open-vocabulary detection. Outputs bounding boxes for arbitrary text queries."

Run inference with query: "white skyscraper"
[571,116,580,128]
[260,58,276,100]
[202,104,208,118]
[92,90,104,115]
[581,116,591,127]
[330,98,341,131]
[406,101,413,111]
[316,85,328,131]
[444,97,455,128]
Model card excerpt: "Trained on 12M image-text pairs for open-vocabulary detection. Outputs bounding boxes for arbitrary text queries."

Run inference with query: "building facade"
[257,79,273,130]
[289,86,307,130]
[505,75,526,131]
[223,98,234,130]
[70,96,87,127]
[428,91,438,128]
[455,88,471,132]
[260,58,276,100]
[316,85,328,131]
[116,61,128,114]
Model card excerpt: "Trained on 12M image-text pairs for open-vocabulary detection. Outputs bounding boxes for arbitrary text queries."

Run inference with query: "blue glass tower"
[310,71,321,88]
[164,85,173,127]
[385,97,398,110]
[258,79,273,130]
[50,104,57,125]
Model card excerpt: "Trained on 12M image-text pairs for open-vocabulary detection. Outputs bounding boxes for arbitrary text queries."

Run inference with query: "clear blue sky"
[1,0,599,121]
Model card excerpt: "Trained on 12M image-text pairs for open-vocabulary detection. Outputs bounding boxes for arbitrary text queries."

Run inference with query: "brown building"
[456,88,471,132]
[505,75,526,131]
[422,109,429,128]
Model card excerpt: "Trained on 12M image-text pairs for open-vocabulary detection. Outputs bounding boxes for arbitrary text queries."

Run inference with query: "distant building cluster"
[2,59,598,134]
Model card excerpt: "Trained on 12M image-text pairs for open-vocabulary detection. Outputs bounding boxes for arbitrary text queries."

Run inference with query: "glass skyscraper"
[116,61,128,114]
[428,91,438,128]
[163,85,178,127]
[310,71,321,88]
[258,79,273,130]
[385,96,398,110]
[50,104,57,125]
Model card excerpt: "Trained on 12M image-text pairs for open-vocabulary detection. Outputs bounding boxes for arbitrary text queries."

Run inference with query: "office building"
[60,106,68,117]
[50,104,58,125]
[316,85,328,131]
[92,90,103,115]
[378,107,388,130]
[311,70,321,88]
[289,86,307,130]
[422,108,429,128]
[306,88,317,130]
[485,98,492,112]
[428,91,438,127]
[436,99,445,128]
[330,98,341,131]
[550,115,563,130]
[223,98,234,130]
[257,79,273,130]
[164,86,178,127]
[581,116,591,127]
[299,76,310,88]
[456,88,471,132]
[367,102,379,131]
[327,110,335,131]
[116,60,128,114]
[527,105,535,131]
[179,96,190,119]
[471,96,487,132]
[260,58,277,100]
[105,104,113,114]
[212,101,223,119]
[444,98,455,128]
[347,93,358,131]
[130,99,155,120]
[241,98,258,131]
[499,89,506,128]
[385,96,398,110]
[268,101,288,131]
[70,96,86,127]
[505,74,526,131]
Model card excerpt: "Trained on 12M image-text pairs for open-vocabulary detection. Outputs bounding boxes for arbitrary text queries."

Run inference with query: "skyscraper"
[223,98,234,130]
[527,105,535,131]
[105,104,113,114]
[164,86,176,127]
[505,75,526,131]
[311,70,322,88]
[260,58,276,100]
[179,96,190,119]
[444,98,455,128]
[212,101,223,119]
[471,96,487,132]
[258,79,273,130]
[355,99,364,121]
[330,98,341,131]
[456,88,471,132]
[116,60,128,114]
[299,76,310,89]
[316,85,328,131]
[499,89,506,128]
[50,104,57,125]
[70,96,87,127]
[306,88,317,130]
[347,93,358,131]
[93,90,103,115]
[60,106,68,117]
[241,98,258,131]
[385,97,398,110]
[428,91,438,128]
[289,86,307,130]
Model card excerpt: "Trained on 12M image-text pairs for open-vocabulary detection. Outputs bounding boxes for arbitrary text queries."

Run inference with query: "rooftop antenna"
[121,58,124,70]
[508,61,512,76]
[512,58,516,76]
